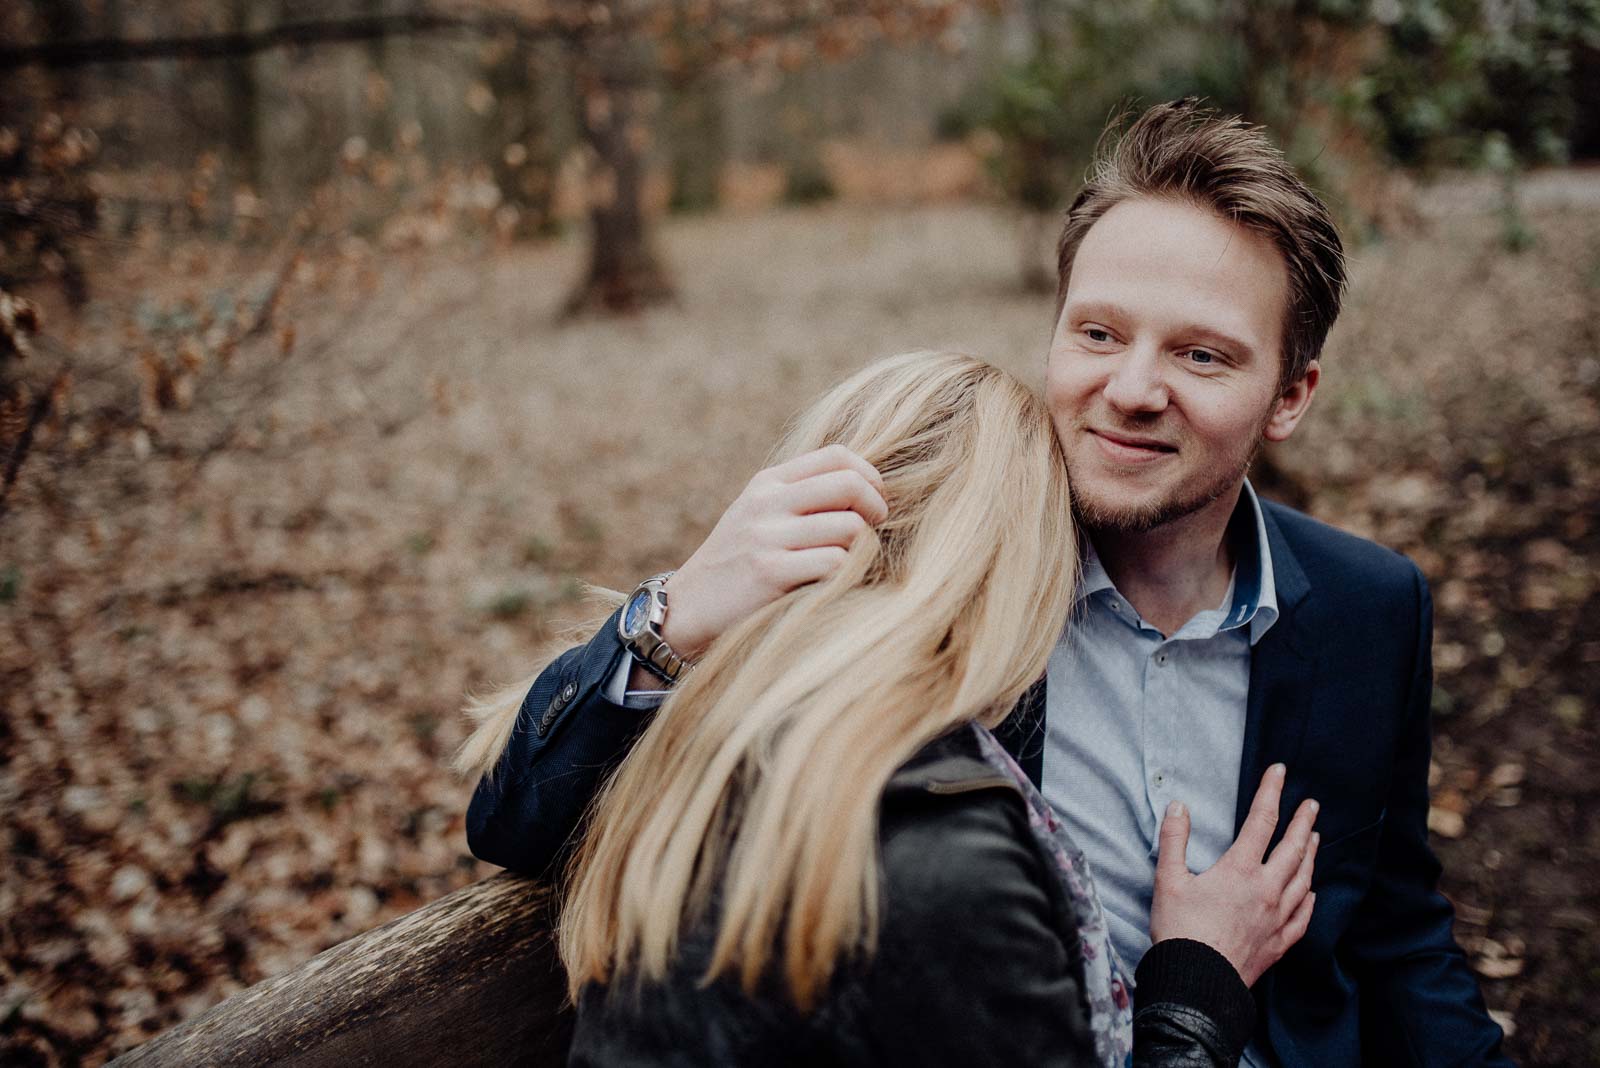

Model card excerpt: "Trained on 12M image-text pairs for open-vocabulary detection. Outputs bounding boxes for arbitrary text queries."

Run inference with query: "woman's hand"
[1149,763,1320,987]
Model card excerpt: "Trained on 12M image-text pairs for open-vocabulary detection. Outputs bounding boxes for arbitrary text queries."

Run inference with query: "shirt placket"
[1143,638,1177,836]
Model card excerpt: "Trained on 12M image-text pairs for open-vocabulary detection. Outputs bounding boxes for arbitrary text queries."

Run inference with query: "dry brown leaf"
[1474,956,1525,979]
[1427,807,1466,839]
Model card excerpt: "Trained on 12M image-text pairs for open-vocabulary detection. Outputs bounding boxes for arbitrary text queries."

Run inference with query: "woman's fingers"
[1155,801,1193,888]
[1277,831,1319,926]
[1264,797,1320,884]
[1227,763,1286,863]
[1279,890,1317,954]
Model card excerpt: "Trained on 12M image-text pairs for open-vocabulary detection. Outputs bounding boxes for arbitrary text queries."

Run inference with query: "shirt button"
[1155,651,1169,666]
[1152,772,1166,787]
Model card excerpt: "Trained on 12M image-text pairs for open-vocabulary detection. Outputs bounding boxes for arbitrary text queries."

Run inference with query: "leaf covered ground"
[2,182,1598,1065]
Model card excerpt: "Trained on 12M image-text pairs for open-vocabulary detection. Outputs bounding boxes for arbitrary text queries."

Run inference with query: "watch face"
[623,589,653,638]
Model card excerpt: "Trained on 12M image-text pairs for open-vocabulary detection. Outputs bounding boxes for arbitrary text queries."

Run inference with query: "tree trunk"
[563,34,673,316]
[107,873,572,1067]
[487,35,556,240]
[222,0,262,191]
[35,0,84,110]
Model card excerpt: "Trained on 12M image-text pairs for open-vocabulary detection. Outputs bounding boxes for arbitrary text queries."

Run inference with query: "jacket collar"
[885,727,1021,799]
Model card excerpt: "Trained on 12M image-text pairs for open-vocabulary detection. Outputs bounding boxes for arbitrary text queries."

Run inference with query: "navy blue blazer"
[466,500,1511,1067]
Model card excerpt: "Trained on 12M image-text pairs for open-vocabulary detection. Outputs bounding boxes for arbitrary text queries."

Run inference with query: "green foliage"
[1362,0,1600,169]
[963,52,1083,213]
[951,1,1285,218]
[1484,133,1537,252]
[963,0,1598,228]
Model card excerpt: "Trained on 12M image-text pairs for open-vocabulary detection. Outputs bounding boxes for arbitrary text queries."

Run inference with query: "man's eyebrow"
[1065,300,1257,360]
[1182,326,1256,361]
[1064,300,1128,324]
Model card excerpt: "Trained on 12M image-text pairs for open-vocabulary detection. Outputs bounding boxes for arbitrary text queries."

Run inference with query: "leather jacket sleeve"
[1132,940,1258,1067]
[465,610,656,879]
[861,787,1255,1067]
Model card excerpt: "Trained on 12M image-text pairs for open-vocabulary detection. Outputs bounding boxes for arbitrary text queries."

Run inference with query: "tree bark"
[487,35,557,240]
[563,35,674,316]
[221,0,262,190]
[107,873,573,1067]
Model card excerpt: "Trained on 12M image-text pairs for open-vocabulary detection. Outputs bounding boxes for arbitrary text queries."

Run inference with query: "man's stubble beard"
[1064,412,1273,536]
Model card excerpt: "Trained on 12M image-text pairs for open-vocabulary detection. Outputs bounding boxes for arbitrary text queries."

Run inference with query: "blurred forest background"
[2,0,1597,1064]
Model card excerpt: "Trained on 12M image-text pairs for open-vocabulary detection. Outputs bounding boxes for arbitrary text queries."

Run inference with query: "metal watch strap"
[624,571,692,683]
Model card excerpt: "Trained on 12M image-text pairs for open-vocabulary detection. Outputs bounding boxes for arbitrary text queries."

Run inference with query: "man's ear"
[1264,360,1319,443]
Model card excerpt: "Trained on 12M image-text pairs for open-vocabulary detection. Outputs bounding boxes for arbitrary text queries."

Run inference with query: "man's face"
[1045,196,1318,534]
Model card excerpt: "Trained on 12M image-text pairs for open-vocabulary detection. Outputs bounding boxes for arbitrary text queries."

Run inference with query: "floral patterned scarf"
[972,723,1135,1068]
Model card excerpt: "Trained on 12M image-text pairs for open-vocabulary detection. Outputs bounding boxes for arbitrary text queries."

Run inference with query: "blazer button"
[538,681,580,736]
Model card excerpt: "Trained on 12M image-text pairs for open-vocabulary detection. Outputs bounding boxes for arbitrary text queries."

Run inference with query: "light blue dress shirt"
[1045,480,1278,1067]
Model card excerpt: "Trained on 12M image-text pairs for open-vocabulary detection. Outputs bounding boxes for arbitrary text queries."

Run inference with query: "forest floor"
[2,176,1598,1065]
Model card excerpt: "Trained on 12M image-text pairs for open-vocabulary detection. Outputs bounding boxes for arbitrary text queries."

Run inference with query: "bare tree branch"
[0,12,578,71]
[0,1,974,72]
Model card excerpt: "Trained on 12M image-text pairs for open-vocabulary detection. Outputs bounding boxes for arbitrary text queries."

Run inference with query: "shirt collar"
[1234,480,1279,645]
[1075,480,1279,645]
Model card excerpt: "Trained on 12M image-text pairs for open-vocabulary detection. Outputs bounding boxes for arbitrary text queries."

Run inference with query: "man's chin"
[1070,481,1218,535]
[1071,494,1178,535]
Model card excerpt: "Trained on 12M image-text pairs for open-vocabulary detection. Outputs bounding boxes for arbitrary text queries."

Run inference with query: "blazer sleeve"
[465,609,658,879]
[861,789,1254,1068]
[1342,564,1512,1066]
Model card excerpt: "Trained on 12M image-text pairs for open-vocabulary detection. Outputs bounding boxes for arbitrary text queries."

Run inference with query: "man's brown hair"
[1055,99,1347,389]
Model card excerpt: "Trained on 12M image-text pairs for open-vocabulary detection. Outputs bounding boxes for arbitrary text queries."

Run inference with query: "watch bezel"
[620,587,655,641]
[617,572,689,683]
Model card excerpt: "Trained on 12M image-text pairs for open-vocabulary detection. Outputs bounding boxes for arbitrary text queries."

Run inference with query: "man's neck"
[1087,483,1244,638]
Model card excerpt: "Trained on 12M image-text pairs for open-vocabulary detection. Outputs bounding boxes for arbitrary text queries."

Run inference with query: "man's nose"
[1102,344,1168,415]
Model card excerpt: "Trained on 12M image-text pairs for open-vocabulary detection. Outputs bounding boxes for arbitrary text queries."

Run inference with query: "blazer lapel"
[1234,505,1318,834]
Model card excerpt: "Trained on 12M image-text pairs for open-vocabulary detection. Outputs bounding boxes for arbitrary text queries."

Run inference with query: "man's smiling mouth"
[1089,428,1179,455]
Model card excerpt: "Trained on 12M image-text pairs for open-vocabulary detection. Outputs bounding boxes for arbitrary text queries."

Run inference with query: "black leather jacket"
[569,728,1256,1067]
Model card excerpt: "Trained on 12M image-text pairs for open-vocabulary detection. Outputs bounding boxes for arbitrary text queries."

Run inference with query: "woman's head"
[768,349,1076,715]
[554,350,1077,1008]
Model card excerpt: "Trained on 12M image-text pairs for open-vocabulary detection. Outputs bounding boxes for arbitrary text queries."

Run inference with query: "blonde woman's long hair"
[463,350,1077,1009]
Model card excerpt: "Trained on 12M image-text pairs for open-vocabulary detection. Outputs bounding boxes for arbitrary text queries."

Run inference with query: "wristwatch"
[618,571,693,683]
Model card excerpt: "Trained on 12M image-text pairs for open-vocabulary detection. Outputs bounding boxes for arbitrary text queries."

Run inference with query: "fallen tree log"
[109,873,572,1067]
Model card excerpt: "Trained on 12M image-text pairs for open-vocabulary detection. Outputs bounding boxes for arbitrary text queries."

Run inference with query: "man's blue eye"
[1086,329,1111,343]
[1185,349,1216,364]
